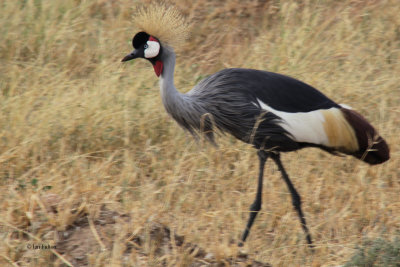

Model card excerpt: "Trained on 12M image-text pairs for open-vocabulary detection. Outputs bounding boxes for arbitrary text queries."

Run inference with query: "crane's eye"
[143,44,149,49]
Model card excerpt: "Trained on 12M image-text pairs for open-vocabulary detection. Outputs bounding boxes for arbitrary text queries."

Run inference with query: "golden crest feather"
[133,3,189,48]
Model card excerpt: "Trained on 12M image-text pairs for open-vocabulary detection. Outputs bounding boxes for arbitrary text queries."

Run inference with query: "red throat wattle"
[153,60,163,77]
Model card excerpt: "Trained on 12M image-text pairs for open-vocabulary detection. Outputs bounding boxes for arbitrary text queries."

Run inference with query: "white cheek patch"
[144,41,160,58]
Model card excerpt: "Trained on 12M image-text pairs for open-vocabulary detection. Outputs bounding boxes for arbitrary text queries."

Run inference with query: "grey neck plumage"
[158,46,205,136]
[159,46,180,107]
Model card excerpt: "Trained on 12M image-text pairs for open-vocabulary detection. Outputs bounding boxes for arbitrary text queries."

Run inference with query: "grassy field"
[1,0,399,266]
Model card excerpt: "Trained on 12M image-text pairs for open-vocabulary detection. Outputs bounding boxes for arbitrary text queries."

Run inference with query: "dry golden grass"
[0,0,399,266]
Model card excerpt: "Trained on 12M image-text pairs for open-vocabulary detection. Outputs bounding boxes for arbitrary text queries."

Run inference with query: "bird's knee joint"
[292,194,301,207]
[250,202,261,212]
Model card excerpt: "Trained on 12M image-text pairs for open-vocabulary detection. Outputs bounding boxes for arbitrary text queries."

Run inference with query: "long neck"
[159,46,185,114]
[158,46,207,137]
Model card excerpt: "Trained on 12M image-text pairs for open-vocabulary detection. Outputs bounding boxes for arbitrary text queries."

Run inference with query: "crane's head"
[121,4,189,77]
[121,31,163,77]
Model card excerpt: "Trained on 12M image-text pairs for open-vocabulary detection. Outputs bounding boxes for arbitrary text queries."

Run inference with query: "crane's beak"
[121,50,140,62]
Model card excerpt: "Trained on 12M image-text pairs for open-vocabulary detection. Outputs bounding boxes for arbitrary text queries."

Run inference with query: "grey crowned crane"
[121,5,390,248]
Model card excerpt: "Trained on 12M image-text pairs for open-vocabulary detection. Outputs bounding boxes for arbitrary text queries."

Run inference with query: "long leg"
[239,150,269,246]
[271,153,313,247]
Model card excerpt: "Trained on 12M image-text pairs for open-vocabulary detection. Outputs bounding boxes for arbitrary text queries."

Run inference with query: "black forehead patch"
[132,32,150,49]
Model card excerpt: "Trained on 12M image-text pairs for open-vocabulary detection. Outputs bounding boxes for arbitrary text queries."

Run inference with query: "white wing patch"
[144,40,160,58]
[257,98,330,146]
[339,103,352,109]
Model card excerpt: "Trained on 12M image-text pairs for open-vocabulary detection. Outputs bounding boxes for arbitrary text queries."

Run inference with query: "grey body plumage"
[160,46,293,150]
